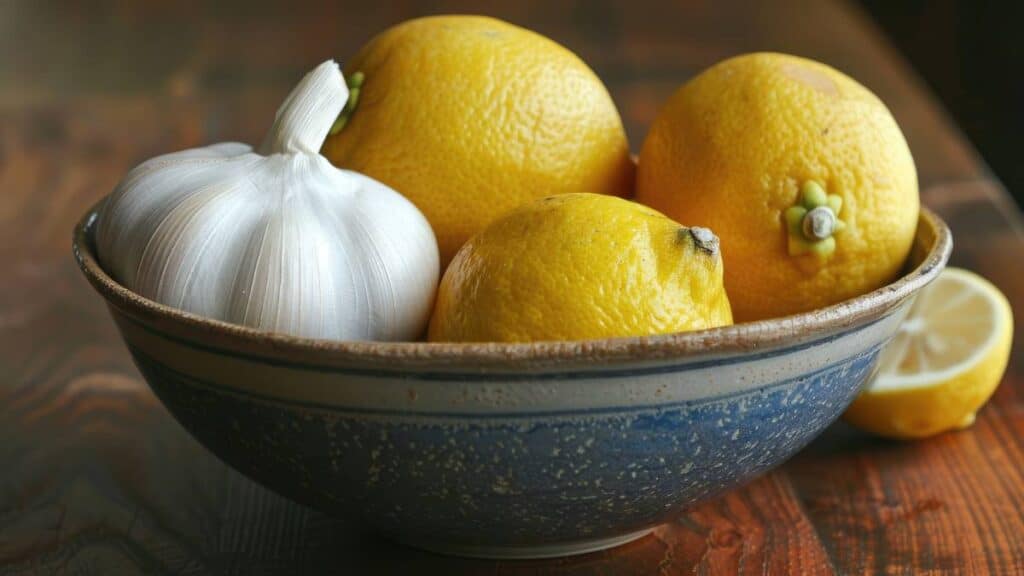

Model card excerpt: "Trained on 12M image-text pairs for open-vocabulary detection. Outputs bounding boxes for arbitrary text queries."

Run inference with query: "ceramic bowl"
[74,201,950,559]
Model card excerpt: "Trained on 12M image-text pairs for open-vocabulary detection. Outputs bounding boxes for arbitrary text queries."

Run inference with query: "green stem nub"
[329,71,364,136]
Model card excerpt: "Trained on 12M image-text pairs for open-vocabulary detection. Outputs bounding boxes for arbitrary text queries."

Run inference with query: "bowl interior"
[73,200,951,371]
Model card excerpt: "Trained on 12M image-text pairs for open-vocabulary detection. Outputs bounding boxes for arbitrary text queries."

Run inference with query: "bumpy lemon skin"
[843,271,1014,439]
[323,15,634,266]
[637,52,919,322]
[428,193,733,343]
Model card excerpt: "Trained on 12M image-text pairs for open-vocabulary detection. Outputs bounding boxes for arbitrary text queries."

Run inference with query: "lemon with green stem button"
[844,268,1014,439]
[637,52,919,322]
[428,193,733,343]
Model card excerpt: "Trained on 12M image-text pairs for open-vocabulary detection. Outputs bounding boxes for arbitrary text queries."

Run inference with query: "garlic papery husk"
[96,60,440,341]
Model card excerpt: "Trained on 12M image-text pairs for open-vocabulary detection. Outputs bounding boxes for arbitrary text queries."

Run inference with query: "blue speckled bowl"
[74,203,950,559]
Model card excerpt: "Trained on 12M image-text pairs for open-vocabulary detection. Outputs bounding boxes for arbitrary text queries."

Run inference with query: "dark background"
[2,2,1019,206]
[861,0,1024,207]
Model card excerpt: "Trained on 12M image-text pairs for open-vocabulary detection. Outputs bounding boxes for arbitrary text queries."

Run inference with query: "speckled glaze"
[74,201,951,559]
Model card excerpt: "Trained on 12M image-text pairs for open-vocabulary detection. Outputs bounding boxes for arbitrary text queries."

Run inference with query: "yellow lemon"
[323,15,634,266]
[428,193,733,343]
[636,52,919,322]
[844,268,1014,439]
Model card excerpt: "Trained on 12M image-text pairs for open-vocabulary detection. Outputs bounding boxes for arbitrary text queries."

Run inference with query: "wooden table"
[2,1,1022,574]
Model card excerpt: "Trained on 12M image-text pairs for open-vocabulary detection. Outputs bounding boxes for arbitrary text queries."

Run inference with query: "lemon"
[844,268,1014,439]
[428,193,733,342]
[636,52,919,322]
[323,15,634,266]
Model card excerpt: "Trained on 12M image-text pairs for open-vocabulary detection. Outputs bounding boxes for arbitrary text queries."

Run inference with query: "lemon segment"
[844,268,1014,438]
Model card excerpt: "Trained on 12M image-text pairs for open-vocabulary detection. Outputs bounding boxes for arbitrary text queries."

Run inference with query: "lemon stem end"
[786,180,844,257]
[329,71,365,136]
[687,226,720,256]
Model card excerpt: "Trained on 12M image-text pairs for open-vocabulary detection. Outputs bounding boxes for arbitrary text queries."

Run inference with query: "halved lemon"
[844,267,1014,439]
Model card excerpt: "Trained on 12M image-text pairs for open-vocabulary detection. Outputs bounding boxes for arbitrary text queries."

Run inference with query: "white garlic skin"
[96,61,440,341]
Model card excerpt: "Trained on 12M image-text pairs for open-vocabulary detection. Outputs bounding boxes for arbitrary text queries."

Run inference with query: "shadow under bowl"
[73,201,951,559]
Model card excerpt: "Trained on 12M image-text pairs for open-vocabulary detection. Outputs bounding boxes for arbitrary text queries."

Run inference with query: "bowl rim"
[73,197,952,369]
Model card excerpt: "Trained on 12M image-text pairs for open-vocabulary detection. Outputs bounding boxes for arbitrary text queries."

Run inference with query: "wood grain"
[1,0,1022,574]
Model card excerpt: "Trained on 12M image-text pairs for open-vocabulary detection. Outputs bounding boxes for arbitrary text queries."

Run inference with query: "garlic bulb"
[96,60,440,341]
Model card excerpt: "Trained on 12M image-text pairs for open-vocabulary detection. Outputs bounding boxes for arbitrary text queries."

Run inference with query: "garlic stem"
[259,60,350,156]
